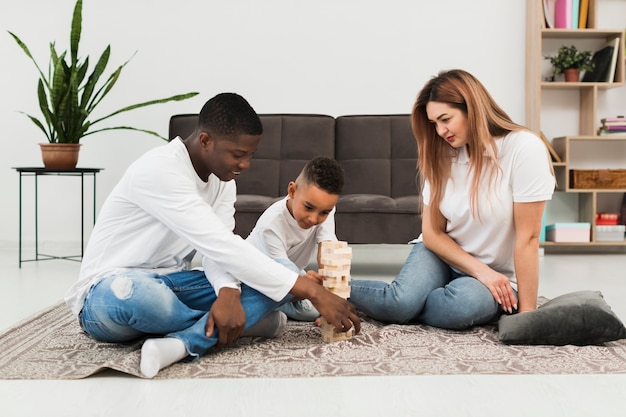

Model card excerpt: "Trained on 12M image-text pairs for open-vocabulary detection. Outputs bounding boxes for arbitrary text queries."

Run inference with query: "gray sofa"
[169,113,421,244]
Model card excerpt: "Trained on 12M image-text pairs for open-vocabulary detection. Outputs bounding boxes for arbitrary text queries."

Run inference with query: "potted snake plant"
[8,0,198,168]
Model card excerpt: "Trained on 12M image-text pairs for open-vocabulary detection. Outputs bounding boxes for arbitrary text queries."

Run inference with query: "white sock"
[242,311,287,338]
[140,337,188,378]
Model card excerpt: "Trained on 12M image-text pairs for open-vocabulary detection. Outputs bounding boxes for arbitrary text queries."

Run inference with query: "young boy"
[246,156,344,321]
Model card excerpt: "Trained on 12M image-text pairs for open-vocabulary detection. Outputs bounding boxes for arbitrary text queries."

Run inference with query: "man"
[65,93,360,378]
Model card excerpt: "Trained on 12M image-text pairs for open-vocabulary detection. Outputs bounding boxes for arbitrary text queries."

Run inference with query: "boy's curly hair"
[299,156,344,195]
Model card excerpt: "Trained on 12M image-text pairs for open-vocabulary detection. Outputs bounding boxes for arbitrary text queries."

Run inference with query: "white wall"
[1,0,620,251]
[0,0,527,249]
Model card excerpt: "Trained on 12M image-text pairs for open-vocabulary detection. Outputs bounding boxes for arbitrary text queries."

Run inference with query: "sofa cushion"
[236,115,335,198]
[335,115,419,198]
[234,195,283,238]
[337,194,419,213]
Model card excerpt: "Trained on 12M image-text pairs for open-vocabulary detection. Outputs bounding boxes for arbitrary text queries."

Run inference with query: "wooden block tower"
[318,240,353,343]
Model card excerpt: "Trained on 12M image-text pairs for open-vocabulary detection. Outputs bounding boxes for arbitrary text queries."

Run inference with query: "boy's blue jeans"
[273,258,321,321]
[349,243,511,330]
[79,270,289,359]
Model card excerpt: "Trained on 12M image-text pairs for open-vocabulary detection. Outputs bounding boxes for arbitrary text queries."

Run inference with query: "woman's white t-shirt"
[420,130,555,282]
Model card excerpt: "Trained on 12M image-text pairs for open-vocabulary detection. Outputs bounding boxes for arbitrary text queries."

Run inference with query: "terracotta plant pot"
[564,68,580,82]
[39,143,82,169]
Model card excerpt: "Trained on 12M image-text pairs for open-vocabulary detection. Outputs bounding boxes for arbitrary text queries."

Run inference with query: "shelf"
[541,241,626,247]
[528,0,626,250]
[541,29,623,39]
[542,81,625,88]
[566,135,626,140]
[568,189,626,193]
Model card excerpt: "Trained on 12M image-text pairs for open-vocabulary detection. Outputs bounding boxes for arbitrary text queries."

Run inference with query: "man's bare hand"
[304,270,323,285]
[205,288,246,345]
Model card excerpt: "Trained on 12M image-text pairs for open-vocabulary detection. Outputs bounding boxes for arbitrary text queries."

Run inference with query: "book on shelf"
[554,0,571,29]
[578,0,589,28]
[598,128,626,135]
[604,38,620,82]
[582,38,620,82]
[599,117,626,134]
[571,0,579,29]
[601,116,626,125]
[539,131,562,163]
[546,0,589,29]
[543,0,557,28]
[600,125,626,131]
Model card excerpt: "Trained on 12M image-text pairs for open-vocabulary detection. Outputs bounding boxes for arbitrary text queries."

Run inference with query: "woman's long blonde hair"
[412,69,526,226]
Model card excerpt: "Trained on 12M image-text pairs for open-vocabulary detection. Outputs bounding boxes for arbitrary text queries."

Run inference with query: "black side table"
[13,167,103,267]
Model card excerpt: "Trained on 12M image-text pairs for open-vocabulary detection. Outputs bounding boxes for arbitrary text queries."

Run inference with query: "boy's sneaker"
[242,311,287,338]
[278,299,320,321]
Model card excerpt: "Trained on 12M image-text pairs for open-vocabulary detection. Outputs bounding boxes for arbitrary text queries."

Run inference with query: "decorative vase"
[39,143,81,169]
[564,68,580,82]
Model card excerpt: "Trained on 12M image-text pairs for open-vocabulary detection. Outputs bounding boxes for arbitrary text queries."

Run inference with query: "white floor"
[1,243,626,417]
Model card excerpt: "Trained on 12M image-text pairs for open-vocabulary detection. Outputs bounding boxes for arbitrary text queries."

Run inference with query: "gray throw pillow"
[498,291,626,346]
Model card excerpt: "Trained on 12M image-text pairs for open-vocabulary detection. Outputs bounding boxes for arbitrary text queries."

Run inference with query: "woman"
[349,69,555,330]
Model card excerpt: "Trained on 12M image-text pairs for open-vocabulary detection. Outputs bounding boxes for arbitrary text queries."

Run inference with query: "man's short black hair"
[198,93,263,139]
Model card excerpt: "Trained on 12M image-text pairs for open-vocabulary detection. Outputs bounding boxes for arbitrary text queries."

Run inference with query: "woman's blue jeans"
[349,243,508,330]
[79,270,289,359]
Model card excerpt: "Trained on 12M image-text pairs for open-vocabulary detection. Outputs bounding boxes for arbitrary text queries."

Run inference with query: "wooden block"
[320,317,353,343]
[319,257,351,266]
[319,267,350,277]
[324,279,350,290]
[319,240,353,342]
[320,241,348,251]
[323,284,351,299]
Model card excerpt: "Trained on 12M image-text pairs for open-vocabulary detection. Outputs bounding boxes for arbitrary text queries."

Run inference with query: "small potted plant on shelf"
[544,45,595,83]
[8,0,198,169]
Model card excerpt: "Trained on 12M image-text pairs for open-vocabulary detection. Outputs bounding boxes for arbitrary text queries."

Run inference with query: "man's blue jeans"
[349,243,510,330]
[79,270,289,359]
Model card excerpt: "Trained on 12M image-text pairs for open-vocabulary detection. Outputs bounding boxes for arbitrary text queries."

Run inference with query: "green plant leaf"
[8,31,50,90]
[21,112,51,142]
[91,93,200,125]
[82,125,170,141]
[81,46,110,110]
[9,0,198,144]
[70,0,82,64]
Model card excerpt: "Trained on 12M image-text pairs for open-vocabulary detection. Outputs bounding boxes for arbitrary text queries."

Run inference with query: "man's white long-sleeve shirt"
[65,138,297,316]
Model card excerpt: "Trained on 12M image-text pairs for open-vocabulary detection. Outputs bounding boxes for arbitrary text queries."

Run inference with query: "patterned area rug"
[2,300,626,379]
